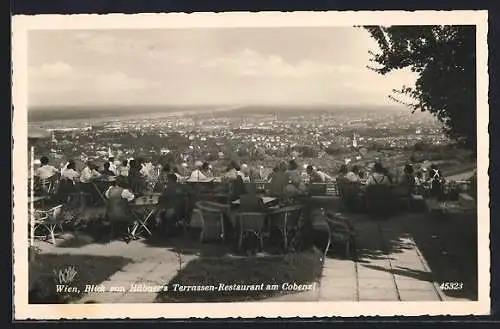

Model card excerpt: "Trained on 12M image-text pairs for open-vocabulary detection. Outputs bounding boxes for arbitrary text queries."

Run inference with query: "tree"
[364,25,476,150]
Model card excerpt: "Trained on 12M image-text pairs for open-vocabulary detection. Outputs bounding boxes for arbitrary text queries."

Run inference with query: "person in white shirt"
[188,168,210,182]
[118,159,130,177]
[36,156,59,180]
[344,165,362,183]
[240,164,251,183]
[80,161,101,183]
[104,177,136,241]
[104,180,135,202]
[306,165,334,183]
[61,161,80,182]
[108,157,118,175]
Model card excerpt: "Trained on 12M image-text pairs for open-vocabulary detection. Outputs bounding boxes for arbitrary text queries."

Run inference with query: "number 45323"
[439,282,463,290]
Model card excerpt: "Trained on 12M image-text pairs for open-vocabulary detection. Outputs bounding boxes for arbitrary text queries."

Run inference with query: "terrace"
[28,174,477,304]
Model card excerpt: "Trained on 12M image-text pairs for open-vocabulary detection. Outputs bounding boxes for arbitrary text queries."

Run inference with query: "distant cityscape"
[29,105,456,175]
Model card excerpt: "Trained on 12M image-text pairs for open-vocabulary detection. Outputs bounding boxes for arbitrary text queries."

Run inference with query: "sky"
[28,27,418,108]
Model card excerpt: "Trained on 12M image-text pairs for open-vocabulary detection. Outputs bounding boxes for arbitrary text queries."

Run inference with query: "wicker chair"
[196,203,226,243]
[234,212,267,253]
[269,205,304,251]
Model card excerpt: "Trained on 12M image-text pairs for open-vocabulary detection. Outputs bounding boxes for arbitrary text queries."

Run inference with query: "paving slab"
[321,276,357,289]
[358,288,399,301]
[357,267,393,279]
[398,289,441,301]
[394,278,437,291]
[358,278,396,291]
[319,288,357,301]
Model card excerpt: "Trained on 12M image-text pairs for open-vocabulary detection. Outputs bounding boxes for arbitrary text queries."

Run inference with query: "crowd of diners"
[32,154,474,242]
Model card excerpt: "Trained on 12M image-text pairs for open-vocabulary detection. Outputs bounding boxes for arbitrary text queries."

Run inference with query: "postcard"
[12,10,490,319]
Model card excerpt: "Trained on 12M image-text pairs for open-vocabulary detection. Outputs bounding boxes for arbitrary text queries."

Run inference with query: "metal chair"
[30,204,64,245]
[234,212,267,253]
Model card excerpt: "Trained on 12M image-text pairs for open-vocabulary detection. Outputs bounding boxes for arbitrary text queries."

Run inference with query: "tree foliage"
[364,25,476,150]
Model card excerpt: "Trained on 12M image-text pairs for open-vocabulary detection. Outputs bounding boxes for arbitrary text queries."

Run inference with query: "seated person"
[269,161,289,198]
[58,160,79,202]
[187,161,211,182]
[240,164,251,183]
[101,162,116,177]
[399,164,416,194]
[108,157,118,175]
[286,159,307,197]
[172,166,183,180]
[104,177,136,240]
[366,163,392,186]
[118,159,130,177]
[267,166,279,182]
[224,161,242,181]
[128,159,146,193]
[307,165,333,183]
[155,163,171,192]
[249,166,264,182]
[80,161,101,183]
[36,156,59,180]
[156,174,186,236]
[338,164,348,177]
[428,164,444,200]
[200,162,214,178]
[344,165,362,183]
[239,184,268,213]
[61,160,80,183]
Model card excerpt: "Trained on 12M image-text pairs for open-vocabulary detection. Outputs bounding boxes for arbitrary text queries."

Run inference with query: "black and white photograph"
[12,11,490,319]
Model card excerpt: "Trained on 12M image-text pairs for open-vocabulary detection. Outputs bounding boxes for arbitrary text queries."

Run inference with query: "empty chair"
[303,207,331,264]
[31,204,64,245]
[235,212,267,254]
[324,211,356,258]
[196,203,226,243]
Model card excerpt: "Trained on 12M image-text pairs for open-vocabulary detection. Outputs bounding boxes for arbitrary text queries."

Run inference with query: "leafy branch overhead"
[364,25,476,150]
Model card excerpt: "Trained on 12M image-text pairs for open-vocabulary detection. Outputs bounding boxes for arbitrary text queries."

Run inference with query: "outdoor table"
[232,196,278,206]
[130,194,160,239]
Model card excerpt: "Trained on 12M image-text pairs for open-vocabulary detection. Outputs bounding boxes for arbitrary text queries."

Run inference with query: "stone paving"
[34,211,472,303]
[268,215,446,302]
